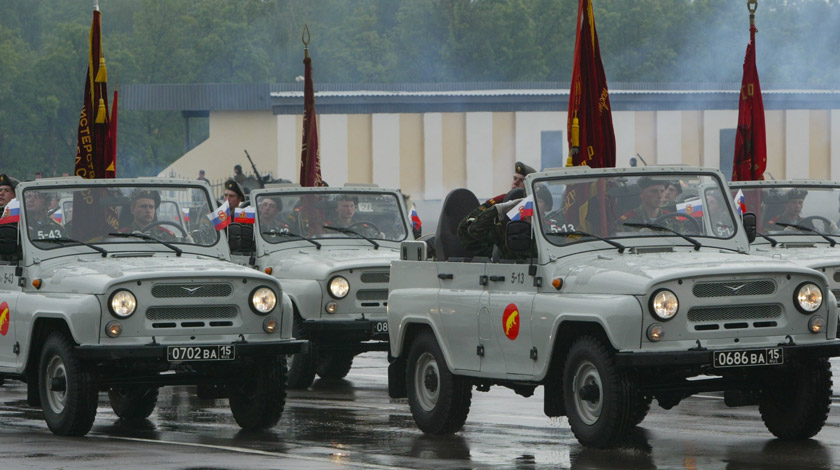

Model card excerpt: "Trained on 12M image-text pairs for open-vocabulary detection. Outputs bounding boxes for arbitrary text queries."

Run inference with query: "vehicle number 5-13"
[510,272,525,284]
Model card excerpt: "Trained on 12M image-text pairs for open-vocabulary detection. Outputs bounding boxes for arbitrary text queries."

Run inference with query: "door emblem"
[0,301,10,336]
[503,303,520,340]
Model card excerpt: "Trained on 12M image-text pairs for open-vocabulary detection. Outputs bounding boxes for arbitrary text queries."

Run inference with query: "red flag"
[299,40,322,187]
[732,19,766,181]
[72,6,118,241]
[75,6,113,180]
[566,0,615,168]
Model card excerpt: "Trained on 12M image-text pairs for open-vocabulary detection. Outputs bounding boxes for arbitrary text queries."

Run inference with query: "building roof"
[119,82,840,115]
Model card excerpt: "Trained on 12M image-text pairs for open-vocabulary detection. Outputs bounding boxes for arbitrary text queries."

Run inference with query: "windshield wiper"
[261,230,321,249]
[322,225,380,249]
[35,237,109,257]
[108,232,183,256]
[623,222,703,251]
[545,230,626,253]
[754,231,779,247]
[773,222,838,247]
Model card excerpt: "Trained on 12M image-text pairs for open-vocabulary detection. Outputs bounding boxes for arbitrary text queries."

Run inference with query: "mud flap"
[388,355,407,398]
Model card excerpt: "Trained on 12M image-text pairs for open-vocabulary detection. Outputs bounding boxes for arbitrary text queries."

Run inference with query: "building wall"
[161,107,839,208]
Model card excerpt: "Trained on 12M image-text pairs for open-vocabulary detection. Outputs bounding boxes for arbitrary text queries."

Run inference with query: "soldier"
[766,188,807,231]
[123,189,176,241]
[0,174,17,211]
[330,194,358,227]
[258,196,289,232]
[512,161,536,190]
[459,188,536,260]
[223,179,246,209]
[24,190,64,240]
[617,177,672,230]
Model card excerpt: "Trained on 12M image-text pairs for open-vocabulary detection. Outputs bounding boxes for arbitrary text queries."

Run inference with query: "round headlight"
[650,289,678,321]
[795,282,823,313]
[250,287,277,314]
[329,276,350,299]
[109,290,137,318]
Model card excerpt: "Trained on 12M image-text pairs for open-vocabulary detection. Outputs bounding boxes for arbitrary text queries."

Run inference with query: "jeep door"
[436,261,483,371]
[0,264,20,371]
[484,263,537,378]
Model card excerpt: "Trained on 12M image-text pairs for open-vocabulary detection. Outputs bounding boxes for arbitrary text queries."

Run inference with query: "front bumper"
[615,341,840,368]
[300,319,390,347]
[75,339,309,361]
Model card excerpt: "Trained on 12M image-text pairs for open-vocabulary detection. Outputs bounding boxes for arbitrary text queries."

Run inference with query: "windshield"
[734,185,840,236]
[21,184,218,249]
[255,191,408,244]
[535,173,738,247]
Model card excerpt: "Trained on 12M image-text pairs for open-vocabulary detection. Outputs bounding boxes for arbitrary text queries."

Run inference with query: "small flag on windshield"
[207,200,231,230]
[0,199,20,224]
[507,195,535,222]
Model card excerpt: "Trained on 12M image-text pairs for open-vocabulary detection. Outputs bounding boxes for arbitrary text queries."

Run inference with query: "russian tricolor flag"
[734,189,746,215]
[410,205,422,232]
[207,200,231,230]
[506,195,534,222]
[51,208,63,224]
[181,207,190,223]
[0,198,20,224]
[234,206,256,224]
[676,198,704,217]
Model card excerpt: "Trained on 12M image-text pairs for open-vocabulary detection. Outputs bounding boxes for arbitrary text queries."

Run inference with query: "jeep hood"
[262,246,401,280]
[552,249,819,295]
[751,244,840,269]
[32,255,268,294]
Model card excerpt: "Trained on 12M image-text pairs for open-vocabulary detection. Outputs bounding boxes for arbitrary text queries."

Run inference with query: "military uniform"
[122,221,177,241]
[460,199,537,260]
[617,206,682,231]
[457,193,508,258]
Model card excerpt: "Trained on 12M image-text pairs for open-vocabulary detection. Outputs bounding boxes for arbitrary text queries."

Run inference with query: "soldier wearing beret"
[123,189,176,240]
[617,177,674,231]
[767,188,808,231]
[0,174,18,211]
[257,196,289,233]
[223,179,246,209]
[24,190,65,240]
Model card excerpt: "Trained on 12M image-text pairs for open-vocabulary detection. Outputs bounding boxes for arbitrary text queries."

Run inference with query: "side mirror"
[742,212,757,244]
[505,220,533,253]
[0,224,19,255]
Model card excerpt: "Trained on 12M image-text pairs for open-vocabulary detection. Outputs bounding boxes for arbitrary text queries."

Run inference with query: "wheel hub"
[424,369,439,393]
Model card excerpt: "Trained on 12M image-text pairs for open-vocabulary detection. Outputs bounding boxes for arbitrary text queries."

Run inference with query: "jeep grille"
[687,304,782,322]
[356,289,388,301]
[360,272,389,283]
[146,305,238,320]
[151,283,233,298]
[692,280,775,298]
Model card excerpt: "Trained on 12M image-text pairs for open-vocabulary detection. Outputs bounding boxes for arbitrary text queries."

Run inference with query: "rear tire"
[108,386,159,420]
[39,332,98,436]
[563,336,636,448]
[316,352,354,380]
[407,331,472,434]
[228,356,288,430]
[286,318,316,389]
[759,358,832,439]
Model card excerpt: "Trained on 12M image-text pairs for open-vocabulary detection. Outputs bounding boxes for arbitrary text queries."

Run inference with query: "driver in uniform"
[617,177,677,230]
[24,190,65,240]
[122,190,176,241]
[258,196,289,233]
[766,188,807,231]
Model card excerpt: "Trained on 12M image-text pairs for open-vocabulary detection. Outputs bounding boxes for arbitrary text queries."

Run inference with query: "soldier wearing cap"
[124,189,176,240]
[0,174,18,210]
[617,177,672,230]
[257,196,289,232]
[767,188,808,231]
[512,161,536,190]
[24,190,64,240]
[224,179,246,209]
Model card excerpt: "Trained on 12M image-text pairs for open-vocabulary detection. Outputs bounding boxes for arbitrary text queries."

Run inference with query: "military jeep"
[731,180,840,328]
[387,166,840,448]
[232,184,413,389]
[0,177,306,436]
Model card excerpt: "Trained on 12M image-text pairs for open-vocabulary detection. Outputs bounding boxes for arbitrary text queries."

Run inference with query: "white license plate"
[713,348,783,368]
[167,345,235,362]
[372,320,389,334]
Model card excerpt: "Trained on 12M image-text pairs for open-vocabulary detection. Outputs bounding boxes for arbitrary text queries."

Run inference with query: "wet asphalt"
[1,354,840,469]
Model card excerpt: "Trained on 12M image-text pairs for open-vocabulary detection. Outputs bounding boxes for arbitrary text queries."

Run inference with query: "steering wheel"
[139,220,187,238]
[347,221,382,236]
[652,212,702,233]
[800,215,834,232]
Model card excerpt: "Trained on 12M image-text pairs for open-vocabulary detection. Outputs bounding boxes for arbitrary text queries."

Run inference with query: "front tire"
[286,318,316,389]
[407,331,472,434]
[563,336,636,448]
[39,332,98,436]
[108,386,159,420]
[228,356,288,430]
[759,358,832,439]
[316,352,354,380]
